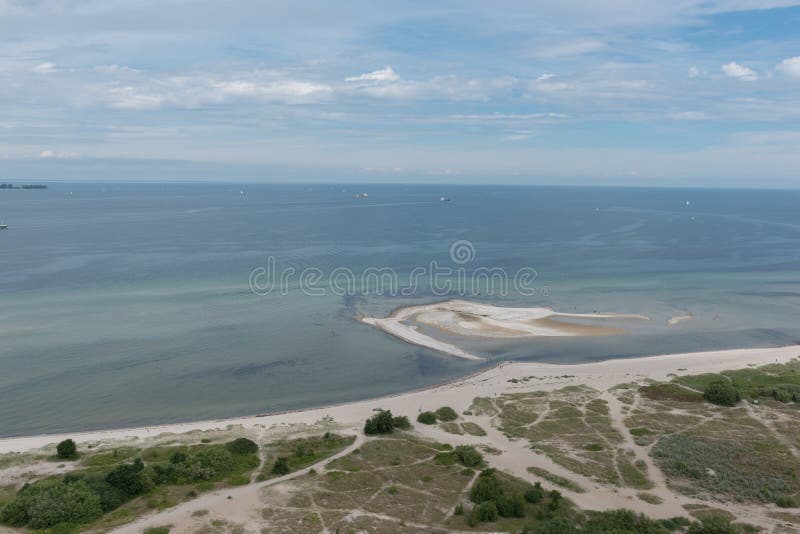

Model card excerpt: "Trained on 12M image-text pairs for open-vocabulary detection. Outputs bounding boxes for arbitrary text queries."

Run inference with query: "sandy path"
[111,433,367,534]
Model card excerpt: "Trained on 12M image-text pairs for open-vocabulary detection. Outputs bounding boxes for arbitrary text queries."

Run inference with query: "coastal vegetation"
[363,409,411,434]
[256,432,355,481]
[0,437,259,531]
[56,439,78,460]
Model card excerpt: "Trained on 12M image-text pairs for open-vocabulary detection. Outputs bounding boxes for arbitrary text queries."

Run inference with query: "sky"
[1,0,799,186]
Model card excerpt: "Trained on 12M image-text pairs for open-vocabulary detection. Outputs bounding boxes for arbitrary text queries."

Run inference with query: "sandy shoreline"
[2,344,798,455]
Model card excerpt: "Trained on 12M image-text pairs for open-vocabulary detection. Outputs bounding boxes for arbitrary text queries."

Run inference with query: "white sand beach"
[2,345,799,533]
[360,299,649,360]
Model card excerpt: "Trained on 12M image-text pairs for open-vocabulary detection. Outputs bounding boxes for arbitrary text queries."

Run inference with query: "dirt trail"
[111,433,366,534]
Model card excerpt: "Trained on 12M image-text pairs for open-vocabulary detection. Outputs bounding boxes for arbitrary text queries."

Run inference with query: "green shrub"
[364,410,396,434]
[496,492,525,518]
[1,479,102,529]
[547,489,562,511]
[470,501,498,524]
[435,406,458,422]
[469,469,502,504]
[417,411,437,425]
[453,445,483,468]
[271,457,290,476]
[392,415,412,430]
[774,494,797,508]
[56,439,78,460]
[703,381,740,406]
[687,516,737,534]
[454,502,464,515]
[144,528,171,534]
[225,438,258,455]
[525,482,544,503]
[169,451,188,464]
[106,459,151,498]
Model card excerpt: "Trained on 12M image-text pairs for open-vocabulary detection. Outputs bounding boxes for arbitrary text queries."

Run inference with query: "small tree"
[470,469,502,503]
[417,411,437,425]
[703,381,740,406]
[56,439,78,460]
[364,410,395,435]
[271,457,290,475]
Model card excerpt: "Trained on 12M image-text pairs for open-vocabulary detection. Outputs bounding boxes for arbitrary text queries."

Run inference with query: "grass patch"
[639,383,704,403]
[439,422,463,435]
[526,466,586,493]
[653,433,798,503]
[460,422,487,436]
[637,492,663,505]
[257,433,355,481]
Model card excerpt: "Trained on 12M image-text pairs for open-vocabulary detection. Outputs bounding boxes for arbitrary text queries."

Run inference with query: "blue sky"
[1,0,799,186]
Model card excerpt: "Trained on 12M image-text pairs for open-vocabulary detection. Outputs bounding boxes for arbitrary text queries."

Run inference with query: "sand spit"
[360,299,649,360]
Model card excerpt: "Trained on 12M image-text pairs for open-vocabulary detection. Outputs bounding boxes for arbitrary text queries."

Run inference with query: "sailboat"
[0,222,8,230]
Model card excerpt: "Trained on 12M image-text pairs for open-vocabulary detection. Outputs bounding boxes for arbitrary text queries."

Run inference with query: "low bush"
[525,482,544,504]
[435,406,458,422]
[56,439,78,460]
[271,457,290,476]
[454,445,483,468]
[392,415,412,430]
[225,438,258,455]
[703,381,740,406]
[417,411,437,425]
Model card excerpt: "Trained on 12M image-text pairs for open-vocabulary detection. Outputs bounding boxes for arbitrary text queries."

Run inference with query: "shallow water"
[1,183,800,436]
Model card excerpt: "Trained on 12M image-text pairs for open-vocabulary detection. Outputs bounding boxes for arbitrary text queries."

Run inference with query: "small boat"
[355,192,369,199]
[440,196,451,202]
[0,223,8,230]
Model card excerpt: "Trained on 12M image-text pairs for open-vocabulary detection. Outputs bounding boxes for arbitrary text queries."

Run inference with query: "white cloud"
[103,73,333,109]
[688,66,702,78]
[776,56,800,77]
[33,62,57,74]
[722,61,758,81]
[345,66,399,83]
[535,73,556,83]
[94,64,141,74]
[530,39,606,58]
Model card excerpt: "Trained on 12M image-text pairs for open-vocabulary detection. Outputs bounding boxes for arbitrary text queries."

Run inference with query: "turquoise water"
[1,183,800,436]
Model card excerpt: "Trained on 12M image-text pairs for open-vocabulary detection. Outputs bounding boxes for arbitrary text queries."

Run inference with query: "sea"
[2,183,800,437]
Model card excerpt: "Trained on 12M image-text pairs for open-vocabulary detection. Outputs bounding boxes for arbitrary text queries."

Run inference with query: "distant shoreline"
[0,183,48,189]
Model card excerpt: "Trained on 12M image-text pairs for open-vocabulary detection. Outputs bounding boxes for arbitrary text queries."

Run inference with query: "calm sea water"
[2,183,800,436]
